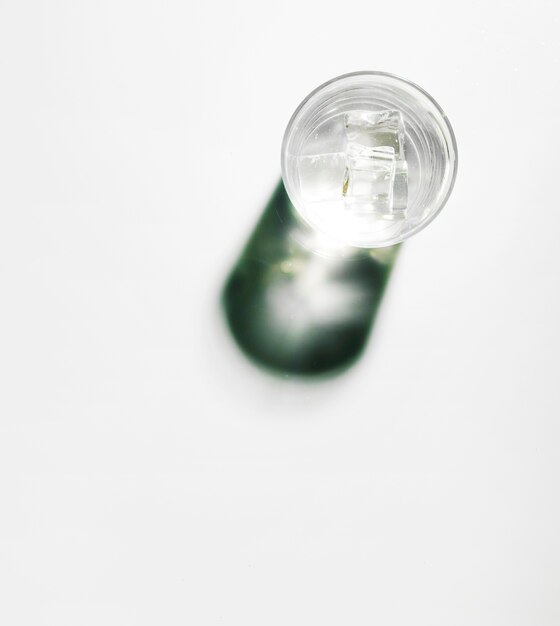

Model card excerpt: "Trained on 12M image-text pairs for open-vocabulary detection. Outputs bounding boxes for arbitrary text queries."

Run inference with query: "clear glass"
[281,71,458,248]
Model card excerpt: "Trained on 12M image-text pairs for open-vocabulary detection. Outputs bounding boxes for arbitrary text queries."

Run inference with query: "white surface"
[1,1,559,624]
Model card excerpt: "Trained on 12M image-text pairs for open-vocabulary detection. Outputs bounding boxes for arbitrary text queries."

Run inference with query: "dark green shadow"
[222,181,399,378]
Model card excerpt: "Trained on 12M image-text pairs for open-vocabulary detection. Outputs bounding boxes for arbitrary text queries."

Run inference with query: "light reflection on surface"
[222,182,399,377]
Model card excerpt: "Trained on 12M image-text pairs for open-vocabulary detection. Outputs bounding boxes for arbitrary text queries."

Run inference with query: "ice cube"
[296,153,347,202]
[392,160,408,215]
[294,110,409,218]
[343,109,408,217]
[344,110,405,159]
[343,153,395,204]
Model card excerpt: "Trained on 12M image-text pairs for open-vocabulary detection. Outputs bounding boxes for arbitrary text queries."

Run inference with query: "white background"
[1,1,559,624]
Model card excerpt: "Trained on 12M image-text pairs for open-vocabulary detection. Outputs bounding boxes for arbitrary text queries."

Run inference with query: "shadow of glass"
[222,181,400,378]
